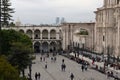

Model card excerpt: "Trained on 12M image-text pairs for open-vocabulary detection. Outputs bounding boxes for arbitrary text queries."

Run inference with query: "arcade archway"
[26,29,32,39]
[42,42,49,53]
[34,42,40,53]
[19,29,24,33]
[42,29,48,39]
[50,29,56,39]
[50,42,56,52]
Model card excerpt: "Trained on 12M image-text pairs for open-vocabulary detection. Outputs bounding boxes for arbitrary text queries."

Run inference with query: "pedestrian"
[51,57,53,62]
[70,73,74,80]
[45,62,47,69]
[62,59,64,63]
[107,71,110,79]
[40,57,42,62]
[63,63,66,71]
[35,72,38,80]
[54,57,56,62]
[38,72,41,80]
[81,65,84,72]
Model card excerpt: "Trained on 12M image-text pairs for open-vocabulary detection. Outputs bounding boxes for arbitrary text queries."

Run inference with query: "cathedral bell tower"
[103,0,119,7]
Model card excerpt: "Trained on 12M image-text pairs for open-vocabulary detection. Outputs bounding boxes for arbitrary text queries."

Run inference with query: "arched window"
[50,29,56,39]
[42,30,48,39]
[26,29,32,39]
[34,30,40,39]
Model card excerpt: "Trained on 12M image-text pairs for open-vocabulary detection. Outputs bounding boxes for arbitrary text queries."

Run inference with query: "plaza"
[25,54,115,80]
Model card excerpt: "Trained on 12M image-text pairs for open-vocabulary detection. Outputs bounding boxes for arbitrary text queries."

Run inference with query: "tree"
[9,42,33,77]
[9,22,15,27]
[0,29,32,55]
[0,29,34,77]
[0,56,20,80]
[1,0,14,26]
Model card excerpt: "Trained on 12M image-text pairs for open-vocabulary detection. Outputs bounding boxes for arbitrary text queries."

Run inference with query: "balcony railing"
[34,37,40,39]
[42,37,48,39]
[50,37,56,39]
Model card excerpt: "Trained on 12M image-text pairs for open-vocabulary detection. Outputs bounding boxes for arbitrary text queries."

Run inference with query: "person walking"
[38,72,41,80]
[81,65,84,72]
[45,62,47,69]
[62,59,64,63]
[63,63,66,71]
[40,57,42,62]
[70,73,74,80]
[54,57,56,62]
[107,71,110,79]
[35,72,38,80]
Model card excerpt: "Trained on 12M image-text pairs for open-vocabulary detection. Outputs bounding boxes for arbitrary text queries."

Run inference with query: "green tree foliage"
[76,29,88,35]
[0,29,32,55]
[0,29,33,77]
[1,0,14,26]
[9,22,15,27]
[9,42,33,77]
[0,56,20,80]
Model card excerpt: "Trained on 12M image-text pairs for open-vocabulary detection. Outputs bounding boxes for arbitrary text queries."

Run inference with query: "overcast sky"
[11,0,103,25]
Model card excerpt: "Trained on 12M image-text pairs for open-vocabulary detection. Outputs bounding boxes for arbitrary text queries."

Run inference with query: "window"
[35,34,38,39]
[103,35,105,41]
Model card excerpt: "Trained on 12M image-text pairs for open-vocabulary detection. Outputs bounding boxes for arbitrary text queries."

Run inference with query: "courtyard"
[25,54,115,80]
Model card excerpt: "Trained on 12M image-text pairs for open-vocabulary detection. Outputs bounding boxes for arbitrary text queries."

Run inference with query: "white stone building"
[95,0,120,57]
[2,0,120,57]
[2,25,62,53]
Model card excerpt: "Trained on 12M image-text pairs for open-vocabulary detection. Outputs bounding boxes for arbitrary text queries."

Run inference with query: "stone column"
[48,32,50,39]
[117,15,120,57]
[41,32,42,39]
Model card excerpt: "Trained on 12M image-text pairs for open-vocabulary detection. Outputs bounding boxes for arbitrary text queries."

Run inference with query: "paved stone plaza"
[25,54,114,80]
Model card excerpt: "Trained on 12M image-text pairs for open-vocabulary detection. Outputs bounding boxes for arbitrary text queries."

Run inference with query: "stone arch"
[26,29,32,39]
[34,29,40,39]
[34,41,41,53]
[42,42,49,53]
[50,29,56,39]
[57,41,62,51]
[42,29,48,39]
[19,29,24,33]
[49,41,56,52]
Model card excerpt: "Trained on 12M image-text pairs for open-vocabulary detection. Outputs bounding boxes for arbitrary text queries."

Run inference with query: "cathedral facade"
[95,0,120,57]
